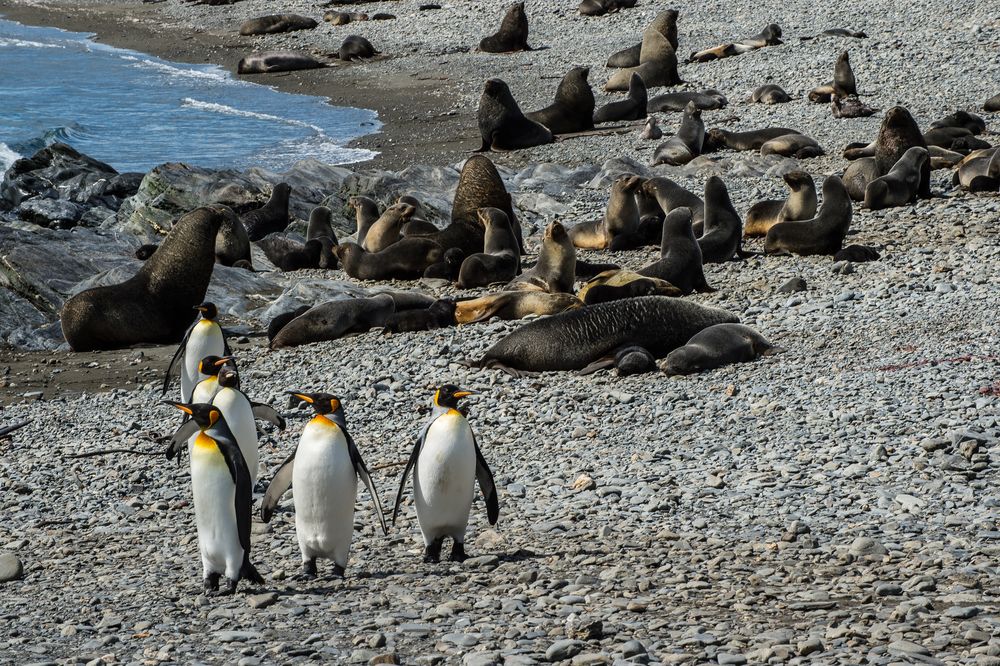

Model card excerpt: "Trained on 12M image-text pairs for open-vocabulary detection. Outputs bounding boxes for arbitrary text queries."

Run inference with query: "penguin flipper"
[251,403,286,430]
[391,423,429,525]
[165,420,199,460]
[346,432,388,536]
[162,322,195,395]
[213,432,256,571]
[260,449,296,522]
[473,434,500,526]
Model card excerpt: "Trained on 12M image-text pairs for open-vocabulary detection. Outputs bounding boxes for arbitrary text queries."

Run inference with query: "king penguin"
[164,354,232,463]
[392,385,499,563]
[164,401,264,596]
[261,392,387,578]
[162,302,229,402]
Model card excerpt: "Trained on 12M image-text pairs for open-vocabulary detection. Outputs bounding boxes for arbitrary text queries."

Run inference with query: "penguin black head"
[288,391,342,416]
[164,401,222,429]
[198,355,233,376]
[217,360,241,389]
[194,302,218,320]
[434,384,475,409]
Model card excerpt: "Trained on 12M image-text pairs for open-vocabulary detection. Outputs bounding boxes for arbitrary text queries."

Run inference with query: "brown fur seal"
[637,208,712,295]
[269,295,396,349]
[843,106,929,200]
[477,79,553,152]
[605,10,678,68]
[759,133,824,158]
[640,116,662,140]
[307,206,336,242]
[578,0,637,17]
[362,202,416,252]
[641,176,705,231]
[268,305,312,343]
[765,175,852,256]
[834,245,881,263]
[703,127,799,152]
[568,175,643,249]
[472,296,739,374]
[257,234,336,271]
[831,94,877,119]
[952,147,1000,192]
[606,43,642,68]
[864,146,928,209]
[479,2,531,53]
[577,270,680,304]
[808,51,856,102]
[237,52,324,74]
[605,23,682,91]
[661,323,777,375]
[324,11,368,25]
[647,89,727,112]
[335,238,444,280]
[984,94,1000,112]
[61,207,222,351]
[383,299,457,333]
[348,195,379,245]
[750,84,790,104]
[511,221,575,293]
[744,171,817,238]
[525,67,595,135]
[594,73,647,124]
[423,247,466,280]
[240,15,317,35]
[455,291,582,324]
[335,35,378,61]
[689,24,782,62]
[697,176,743,263]
[446,155,521,254]
[457,208,520,288]
[211,204,252,267]
[652,102,704,166]
[243,182,291,241]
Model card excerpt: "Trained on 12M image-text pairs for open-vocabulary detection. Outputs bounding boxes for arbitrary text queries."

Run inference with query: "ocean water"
[0,18,381,174]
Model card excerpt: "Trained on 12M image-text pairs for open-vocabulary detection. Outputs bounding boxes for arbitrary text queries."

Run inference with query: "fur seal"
[335,238,444,280]
[689,24,782,62]
[594,73,647,124]
[479,2,531,53]
[744,171,817,237]
[348,195,379,245]
[335,35,378,61]
[445,155,521,254]
[454,291,582,324]
[363,202,416,252]
[257,234,336,271]
[647,89,726,112]
[577,344,657,376]
[605,22,682,91]
[637,208,712,295]
[578,269,681,303]
[640,176,705,231]
[808,51,856,102]
[237,52,324,74]
[864,146,928,209]
[477,79,553,152]
[652,102,704,166]
[606,43,642,68]
[568,175,643,250]
[985,94,1000,112]
[750,84,790,104]
[831,94,876,119]
[269,295,396,349]
[383,299,456,333]
[604,9,677,68]
[307,206,336,242]
[473,296,740,374]
[640,117,662,140]
[704,127,799,152]
[211,204,252,267]
[922,126,975,149]
[765,175,852,256]
[697,176,743,263]
[525,67,596,135]
[579,0,637,17]
[135,244,158,260]
[661,323,777,375]
[324,11,368,25]
[843,106,929,200]
[240,14,317,35]
[952,147,1000,192]
[61,207,222,351]
[243,183,291,241]
[759,133,824,158]
[834,245,881,263]
[267,305,311,343]
[511,221,575,293]
[423,247,466,280]
[457,208,520,288]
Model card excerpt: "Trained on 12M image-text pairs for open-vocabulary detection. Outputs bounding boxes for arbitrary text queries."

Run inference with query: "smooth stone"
[546,639,585,661]
[248,592,279,609]
[717,654,747,665]
[778,277,807,293]
[0,552,24,582]
[888,640,930,656]
[849,536,887,557]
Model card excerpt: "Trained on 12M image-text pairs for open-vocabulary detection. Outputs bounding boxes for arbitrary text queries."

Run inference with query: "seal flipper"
[251,403,286,430]
[346,430,388,535]
[577,357,617,376]
[260,449,296,522]
[472,434,499,525]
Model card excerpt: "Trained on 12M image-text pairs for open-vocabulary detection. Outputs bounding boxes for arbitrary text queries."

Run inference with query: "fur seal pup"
[446,155,521,254]
[577,344,657,376]
[697,176,743,263]
[362,202,416,252]
[525,67,595,135]
[479,2,531,53]
[661,323,777,375]
[578,270,680,305]
[348,195,379,245]
[801,28,867,39]
[423,248,465,280]
[637,208,712,295]
[808,51,857,102]
[863,146,928,209]
[335,238,445,280]
[335,35,378,61]
[652,102,704,166]
[237,51,324,74]
[759,133,824,158]
[843,106,929,200]
[594,73,647,124]
[703,127,799,152]
[640,117,662,140]
[765,175,852,256]
[307,206,336,242]
[257,234,336,271]
[473,296,739,374]
[457,208,520,288]
[750,84,790,104]
[210,204,251,267]
[647,89,727,112]
[383,299,457,333]
[568,175,642,250]
[477,79,553,152]
[455,291,582,323]
[689,24,782,62]
[952,147,1000,192]
[242,183,291,242]
[61,207,222,351]
[605,23,682,91]
[834,245,881,263]
[831,94,876,119]
[269,295,397,349]
[922,126,975,149]
[239,14,317,35]
[744,171,817,237]
[511,221,575,293]
[985,94,1000,113]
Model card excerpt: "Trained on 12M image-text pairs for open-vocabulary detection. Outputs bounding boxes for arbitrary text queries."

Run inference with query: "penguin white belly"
[293,420,358,567]
[213,388,259,484]
[190,436,243,580]
[181,320,224,402]
[414,411,476,545]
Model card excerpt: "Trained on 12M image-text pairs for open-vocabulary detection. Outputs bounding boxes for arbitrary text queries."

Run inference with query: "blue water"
[0,18,381,173]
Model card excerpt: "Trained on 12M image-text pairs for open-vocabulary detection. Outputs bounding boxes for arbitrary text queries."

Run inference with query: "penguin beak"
[288,392,314,404]
[163,401,193,416]
[194,303,209,313]
[453,390,476,399]
[214,356,235,367]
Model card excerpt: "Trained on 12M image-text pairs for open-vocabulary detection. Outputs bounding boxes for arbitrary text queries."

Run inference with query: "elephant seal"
[525,67,596,135]
[647,89,727,112]
[307,206,336,242]
[952,147,1000,192]
[661,323,778,375]
[479,2,531,53]
[640,176,705,231]
[457,208,520,288]
[335,238,444,280]
[211,204,252,267]
[689,23,782,62]
[472,296,740,374]
[605,23,682,91]
[703,127,799,152]
[765,175,852,256]
[750,84,790,104]
[383,299,457,333]
[637,207,712,295]
[363,202,416,252]
[257,234,336,271]
[423,247,466,280]
[864,146,928,210]
[348,195,379,245]
[744,171,817,237]
[239,14,317,35]
[269,295,396,349]
[697,176,743,263]
[61,207,222,351]
[237,51,324,74]
[843,106,929,200]
[984,94,1000,112]
[652,102,704,166]
[578,270,680,305]
[243,183,291,241]
[447,154,522,254]
[594,73,647,124]
[335,35,378,60]
[455,291,582,324]
[808,51,856,102]
[511,221,575,293]
[759,133,824,158]
[569,175,643,250]
[477,79,554,152]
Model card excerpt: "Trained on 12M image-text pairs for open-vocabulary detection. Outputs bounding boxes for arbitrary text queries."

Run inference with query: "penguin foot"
[449,542,468,563]
[423,538,444,563]
[331,564,346,579]
[203,573,220,594]
[217,577,239,596]
[294,559,318,581]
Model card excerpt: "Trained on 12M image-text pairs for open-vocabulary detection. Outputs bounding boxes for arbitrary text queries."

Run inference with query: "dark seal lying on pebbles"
[335,35,378,60]
[704,127,799,152]
[479,2,531,53]
[269,295,397,349]
[648,89,727,112]
[237,51,325,74]
[750,84,790,104]
[660,323,778,375]
[335,238,444,280]
[239,14,317,35]
[454,291,582,324]
[477,79,553,152]
[525,66,595,135]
